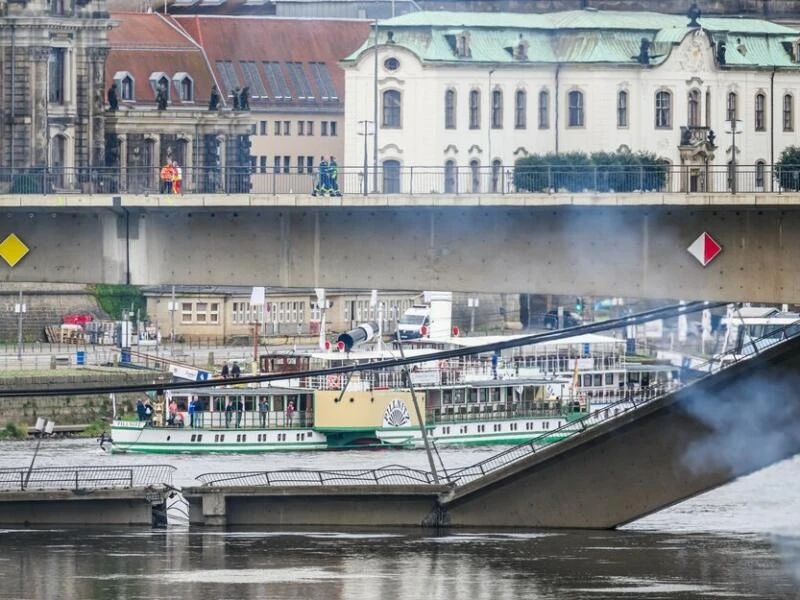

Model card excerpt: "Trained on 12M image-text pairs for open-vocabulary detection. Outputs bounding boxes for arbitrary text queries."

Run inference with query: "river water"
[1,439,799,600]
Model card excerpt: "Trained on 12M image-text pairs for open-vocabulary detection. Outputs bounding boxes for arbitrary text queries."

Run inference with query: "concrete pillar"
[201,492,227,526]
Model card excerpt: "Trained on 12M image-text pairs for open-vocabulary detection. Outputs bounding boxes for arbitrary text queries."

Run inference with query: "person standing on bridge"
[231,361,241,379]
[328,156,341,197]
[221,362,229,379]
[160,162,174,194]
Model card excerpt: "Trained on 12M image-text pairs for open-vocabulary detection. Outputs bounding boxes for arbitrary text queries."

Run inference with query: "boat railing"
[0,464,176,492]
[195,465,440,487]
[447,318,800,486]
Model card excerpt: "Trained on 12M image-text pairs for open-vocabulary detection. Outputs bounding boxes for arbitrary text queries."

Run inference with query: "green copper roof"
[343,9,800,68]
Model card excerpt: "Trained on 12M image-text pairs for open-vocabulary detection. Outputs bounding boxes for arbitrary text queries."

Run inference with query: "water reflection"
[2,528,799,600]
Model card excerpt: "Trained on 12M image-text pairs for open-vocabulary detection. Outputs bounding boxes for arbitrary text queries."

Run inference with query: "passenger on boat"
[236,399,244,428]
[194,398,205,427]
[286,400,296,427]
[188,399,196,428]
[224,400,233,427]
[167,399,178,426]
[259,399,268,427]
[136,399,147,421]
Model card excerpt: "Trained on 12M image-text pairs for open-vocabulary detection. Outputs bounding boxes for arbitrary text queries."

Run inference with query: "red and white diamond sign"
[687,232,722,267]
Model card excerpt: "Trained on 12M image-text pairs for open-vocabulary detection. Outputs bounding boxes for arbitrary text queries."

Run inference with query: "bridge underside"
[1,200,800,302]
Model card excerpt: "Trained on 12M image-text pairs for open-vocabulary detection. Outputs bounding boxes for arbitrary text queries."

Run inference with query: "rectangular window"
[617,91,628,127]
[306,156,314,172]
[784,95,794,132]
[263,61,292,99]
[239,60,268,97]
[286,62,315,99]
[330,121,337,136]
[259,156,267,174]
[755,94,766,131]
[216,60,240,95]
[283,156,290,174]
[260,120,268,135]
[274,121,281,136]
[195,302,208,323]
[568,90,584,127]
[307,121,313,135]
[210,303,219,324]
[297,156,304,174]
[309,62,338,100]
[48,48,66,105]
[726,92,737,122]
[321,121,328,136]
[273,156,281,173]
[181,302,193,324]
[283,121,290,135]
[538,91,549,129]
[655,91,671,129]
[469,90,480,129]
[298,121,305,135]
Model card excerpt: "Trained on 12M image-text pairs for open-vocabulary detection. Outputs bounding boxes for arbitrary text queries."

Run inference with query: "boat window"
[468,389,478,403]
[480,388,489,403]
[453,389,465,403]
[605,373,614,385]
[582,374,591,387]
[443,390,453,405]
[491,388,500,403]
[593,374,603,387]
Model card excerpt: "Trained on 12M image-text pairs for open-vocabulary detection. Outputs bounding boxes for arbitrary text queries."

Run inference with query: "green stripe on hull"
[111,442,327,454]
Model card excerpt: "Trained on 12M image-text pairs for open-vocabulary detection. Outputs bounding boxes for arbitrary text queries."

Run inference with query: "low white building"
[342,8,800,193]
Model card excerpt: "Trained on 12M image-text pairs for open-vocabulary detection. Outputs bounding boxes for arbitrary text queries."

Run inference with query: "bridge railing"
[3,164,799,196]
[0,464,176,492]
[195,465,439,487]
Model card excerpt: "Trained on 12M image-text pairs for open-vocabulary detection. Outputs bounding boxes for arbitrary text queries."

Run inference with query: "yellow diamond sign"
[0,233,30,267]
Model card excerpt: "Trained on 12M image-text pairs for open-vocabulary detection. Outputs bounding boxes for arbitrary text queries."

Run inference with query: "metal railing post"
[409,166,414,195]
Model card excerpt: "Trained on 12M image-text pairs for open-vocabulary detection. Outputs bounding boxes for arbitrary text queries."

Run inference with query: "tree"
[776,146,800,191]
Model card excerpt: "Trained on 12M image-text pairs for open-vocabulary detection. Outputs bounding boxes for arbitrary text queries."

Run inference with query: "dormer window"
[149,72,170,103]
[173,72,194,102]
[456,32,471,58]
[514,35,528,60]
[114,71,135,102]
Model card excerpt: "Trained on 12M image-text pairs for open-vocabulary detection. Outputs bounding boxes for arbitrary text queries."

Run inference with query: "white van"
[396,305,430,340]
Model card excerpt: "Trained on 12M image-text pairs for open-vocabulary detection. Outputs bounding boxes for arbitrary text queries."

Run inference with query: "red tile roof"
[173,16,372,106]
[107,12,216,106]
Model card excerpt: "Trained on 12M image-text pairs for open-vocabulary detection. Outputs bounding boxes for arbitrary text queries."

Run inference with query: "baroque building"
[0,0,112,176]
[342,8,800,193]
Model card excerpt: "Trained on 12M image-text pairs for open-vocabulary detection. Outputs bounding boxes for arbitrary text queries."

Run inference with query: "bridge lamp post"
[358,120,375,196]
[725,119,743,194]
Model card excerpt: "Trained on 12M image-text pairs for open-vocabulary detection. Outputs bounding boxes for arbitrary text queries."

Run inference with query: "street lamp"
[725,119,743,193]
[358,120,375,196]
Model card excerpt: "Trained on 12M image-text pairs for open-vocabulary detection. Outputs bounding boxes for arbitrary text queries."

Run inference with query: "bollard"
[50,355,57,370]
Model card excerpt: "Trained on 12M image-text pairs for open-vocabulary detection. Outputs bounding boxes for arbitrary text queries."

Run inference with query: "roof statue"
[687,2,701,28]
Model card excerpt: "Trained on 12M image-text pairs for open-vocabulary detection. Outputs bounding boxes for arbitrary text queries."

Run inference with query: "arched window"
[567,90,584,127]
[491,89,503,129]
[617,90,628,127]
[470,159,480,193]
[655,90,671,129]
[121,75,134,101]
[444,160,456,193]
[784,94,794,132]
[158,76,170,102]
[180,77,194,102]
[514,89,526,129]
[469,89,480,129]
[445,89,456,129]
[755,92,766,131]
[491,159,502,192]
[726,91,738,122]
[538,89,549,129]
[382,90,401,128]
[755,160,766,190]
[688,89,700,127]
[383,159,400,193]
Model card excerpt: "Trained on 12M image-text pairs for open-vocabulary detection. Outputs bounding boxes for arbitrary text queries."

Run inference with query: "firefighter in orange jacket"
[160,163,174,194]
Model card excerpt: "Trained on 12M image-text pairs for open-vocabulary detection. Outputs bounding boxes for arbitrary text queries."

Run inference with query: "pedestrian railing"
[3,164,800,196]
[196,465,439,487]
[0,464,177,492]
[194,318,800,490]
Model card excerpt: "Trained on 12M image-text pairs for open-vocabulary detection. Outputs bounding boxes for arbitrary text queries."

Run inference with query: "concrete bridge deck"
[3,192,800,301]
